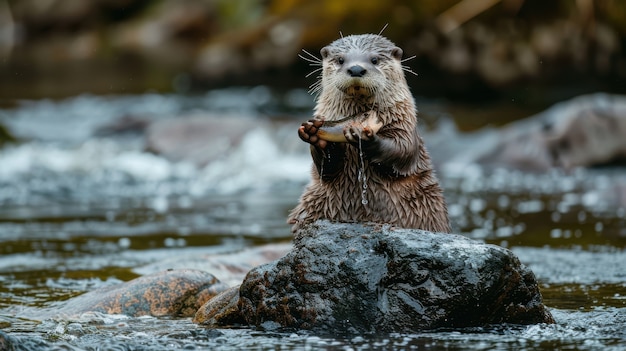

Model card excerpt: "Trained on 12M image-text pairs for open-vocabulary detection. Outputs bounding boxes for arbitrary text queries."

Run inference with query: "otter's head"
[319,34,407,108]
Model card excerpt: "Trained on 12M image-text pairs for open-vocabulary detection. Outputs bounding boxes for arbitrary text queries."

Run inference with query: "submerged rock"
[145,114,269,167]
[196,220,554,332]
[443,93,626,172]
[0,330,50,350]
[194,286,241,326]
[134,243,292,287]
[56,269,228,318]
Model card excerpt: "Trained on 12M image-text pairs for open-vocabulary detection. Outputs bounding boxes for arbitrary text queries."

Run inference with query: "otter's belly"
[318,175,400,225]
[321,149,401,224]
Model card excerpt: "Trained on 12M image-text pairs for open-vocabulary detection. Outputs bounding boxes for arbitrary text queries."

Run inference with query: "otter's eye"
[337,57,344,65]
[371,57,379,65]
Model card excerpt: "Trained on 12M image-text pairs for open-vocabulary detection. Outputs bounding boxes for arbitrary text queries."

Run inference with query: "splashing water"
[358,138,369,205]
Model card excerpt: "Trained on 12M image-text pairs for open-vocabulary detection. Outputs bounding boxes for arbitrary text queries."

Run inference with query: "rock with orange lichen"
[193,286,242,326]
[56,269,229,318]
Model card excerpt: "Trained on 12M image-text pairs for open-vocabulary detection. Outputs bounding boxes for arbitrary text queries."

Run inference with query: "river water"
[0,89,624,350]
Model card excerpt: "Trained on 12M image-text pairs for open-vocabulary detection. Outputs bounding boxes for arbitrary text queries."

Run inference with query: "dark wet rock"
[441,93,626,172]
[55,269,228,318]
[196,220,554,332]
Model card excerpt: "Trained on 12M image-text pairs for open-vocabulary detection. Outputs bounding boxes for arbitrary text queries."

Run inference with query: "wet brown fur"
[289,34,450,234]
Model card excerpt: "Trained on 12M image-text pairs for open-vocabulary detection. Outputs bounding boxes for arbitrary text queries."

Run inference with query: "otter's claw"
[298,118,328,149]
[344,126,376,143]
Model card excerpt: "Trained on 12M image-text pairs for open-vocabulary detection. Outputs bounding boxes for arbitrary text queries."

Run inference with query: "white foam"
[0,128,310,197]
[197,128,310,194]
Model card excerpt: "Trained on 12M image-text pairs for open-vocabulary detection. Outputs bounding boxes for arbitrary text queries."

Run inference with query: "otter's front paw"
[298,118,328,149]
[344,125,377,143]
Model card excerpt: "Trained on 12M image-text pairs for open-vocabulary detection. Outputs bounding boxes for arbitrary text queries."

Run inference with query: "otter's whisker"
[299,56,322,65]
[402,66,418,76]
[308,79,323,95]
[378,23,389,36]
[305,67,323,78]
[401,55,416,63]
[301,49,321,60]
[299,55,321,65]
[299,49,322,63]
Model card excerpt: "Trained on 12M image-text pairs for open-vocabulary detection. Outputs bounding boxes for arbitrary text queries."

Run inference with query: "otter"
[288,34,450,234]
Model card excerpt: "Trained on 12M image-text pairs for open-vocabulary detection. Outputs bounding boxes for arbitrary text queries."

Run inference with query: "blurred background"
[1,0,624,104]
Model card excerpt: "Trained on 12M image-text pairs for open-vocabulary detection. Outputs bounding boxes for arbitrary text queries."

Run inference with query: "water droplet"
[358,138,369,207]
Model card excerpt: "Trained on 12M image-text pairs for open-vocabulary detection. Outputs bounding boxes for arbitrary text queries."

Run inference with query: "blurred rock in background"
[0,0,624,101]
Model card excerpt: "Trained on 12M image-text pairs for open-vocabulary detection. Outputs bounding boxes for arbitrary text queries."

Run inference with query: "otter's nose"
[347,65,366,77]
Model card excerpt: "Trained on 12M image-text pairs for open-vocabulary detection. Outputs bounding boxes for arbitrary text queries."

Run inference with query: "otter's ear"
[391,47,403,60]
[320,46,330,59]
